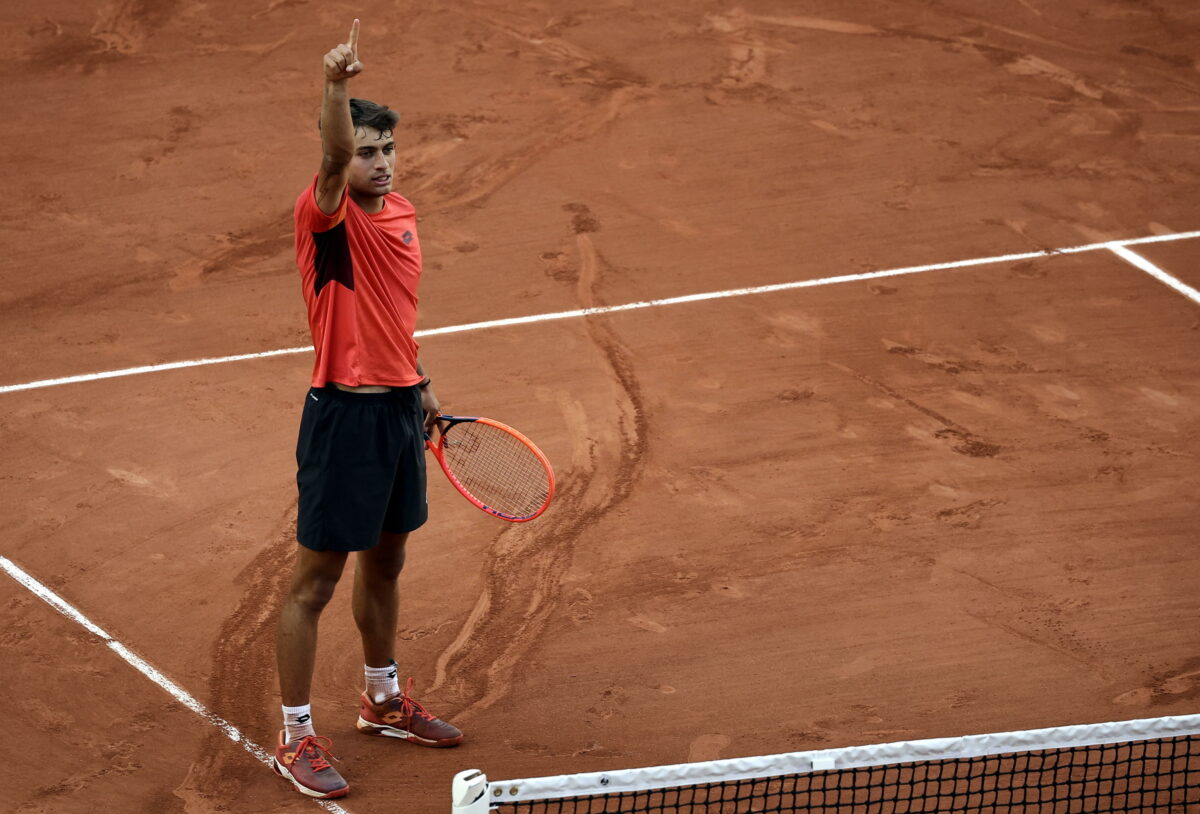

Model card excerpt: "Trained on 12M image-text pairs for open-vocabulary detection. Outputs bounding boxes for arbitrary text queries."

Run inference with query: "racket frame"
[425,414,555,522]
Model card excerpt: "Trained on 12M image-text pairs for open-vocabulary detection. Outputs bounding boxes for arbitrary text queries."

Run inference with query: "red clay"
[2,2,1199,812]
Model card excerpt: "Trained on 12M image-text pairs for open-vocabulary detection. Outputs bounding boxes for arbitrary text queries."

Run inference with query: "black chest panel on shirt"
[313,221,355,295]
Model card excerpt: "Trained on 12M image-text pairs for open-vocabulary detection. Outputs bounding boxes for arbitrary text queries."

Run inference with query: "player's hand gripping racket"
[426,415,555,522]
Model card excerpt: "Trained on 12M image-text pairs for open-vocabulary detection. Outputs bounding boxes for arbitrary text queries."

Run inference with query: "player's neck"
[349,189,387,214]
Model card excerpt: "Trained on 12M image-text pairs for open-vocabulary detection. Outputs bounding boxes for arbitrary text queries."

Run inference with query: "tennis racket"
[426,414,555,522]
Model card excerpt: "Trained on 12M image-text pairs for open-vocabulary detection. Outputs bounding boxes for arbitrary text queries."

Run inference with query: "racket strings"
[441,423,550,518]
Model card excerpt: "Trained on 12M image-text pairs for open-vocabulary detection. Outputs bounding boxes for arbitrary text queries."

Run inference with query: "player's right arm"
[314,19,363,215]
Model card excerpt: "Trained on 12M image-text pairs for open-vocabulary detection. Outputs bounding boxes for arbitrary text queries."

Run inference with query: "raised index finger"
[348,19,359,58]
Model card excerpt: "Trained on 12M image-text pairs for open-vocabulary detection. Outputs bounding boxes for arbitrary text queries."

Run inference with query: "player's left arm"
[416,360,440,434]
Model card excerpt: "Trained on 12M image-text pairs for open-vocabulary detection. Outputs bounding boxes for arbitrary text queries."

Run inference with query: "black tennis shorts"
[295,385,428,552]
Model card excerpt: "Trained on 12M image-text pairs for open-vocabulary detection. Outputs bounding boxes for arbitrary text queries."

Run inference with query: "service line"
[0,556,353,814]
[2,229,1198,396]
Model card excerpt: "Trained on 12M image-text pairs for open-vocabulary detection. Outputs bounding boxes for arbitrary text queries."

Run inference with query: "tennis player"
[272,19,462,800]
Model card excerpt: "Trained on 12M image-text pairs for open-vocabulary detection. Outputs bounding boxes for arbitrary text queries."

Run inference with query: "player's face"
[348,126,396,200]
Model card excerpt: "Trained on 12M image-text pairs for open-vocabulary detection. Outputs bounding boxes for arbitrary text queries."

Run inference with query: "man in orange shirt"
[272,20,462,800]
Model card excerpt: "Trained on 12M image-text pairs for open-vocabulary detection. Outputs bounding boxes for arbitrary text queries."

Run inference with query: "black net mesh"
[496,735,1200,813]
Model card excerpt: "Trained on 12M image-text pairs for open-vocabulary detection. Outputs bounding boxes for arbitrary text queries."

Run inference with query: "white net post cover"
[483,714,1200,805]
[453,769,491,813]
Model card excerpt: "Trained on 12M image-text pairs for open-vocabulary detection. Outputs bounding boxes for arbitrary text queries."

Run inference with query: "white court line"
[2,228,1197,810]
[0,556,353,814]
[2,229,1199,396]
[1107,243,1200,305]
[0,347,311,395]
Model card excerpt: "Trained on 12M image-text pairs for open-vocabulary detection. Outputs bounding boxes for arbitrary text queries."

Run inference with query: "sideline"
[1107,243,1200,305]
[0,556,353,814]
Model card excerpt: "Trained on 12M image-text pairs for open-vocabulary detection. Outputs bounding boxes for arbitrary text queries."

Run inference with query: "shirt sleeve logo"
[402,230,414,245]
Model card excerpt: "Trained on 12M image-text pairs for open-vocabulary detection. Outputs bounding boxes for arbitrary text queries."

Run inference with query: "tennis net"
[451,714,1200,813]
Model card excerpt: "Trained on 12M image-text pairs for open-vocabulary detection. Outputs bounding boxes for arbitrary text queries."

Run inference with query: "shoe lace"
[398,676,435,721]
[294,735,339,772]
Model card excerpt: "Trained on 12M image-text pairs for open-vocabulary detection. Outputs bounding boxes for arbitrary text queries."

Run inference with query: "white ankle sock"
[365,661,400,704]
[282,704,315,743]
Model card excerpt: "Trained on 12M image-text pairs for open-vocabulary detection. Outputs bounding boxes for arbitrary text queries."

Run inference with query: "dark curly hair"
[349,98,399,132]
[318,98,399,134]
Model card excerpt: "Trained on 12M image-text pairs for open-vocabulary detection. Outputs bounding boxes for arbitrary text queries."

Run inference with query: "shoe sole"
[272,757,350,799]
[356,716,464,747]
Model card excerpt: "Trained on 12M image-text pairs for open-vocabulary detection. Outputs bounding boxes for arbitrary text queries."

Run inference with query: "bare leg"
[277,546,349,707]
[353,531,408,668]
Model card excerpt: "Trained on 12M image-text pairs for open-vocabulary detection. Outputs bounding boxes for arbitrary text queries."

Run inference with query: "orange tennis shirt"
[294,177,424,388]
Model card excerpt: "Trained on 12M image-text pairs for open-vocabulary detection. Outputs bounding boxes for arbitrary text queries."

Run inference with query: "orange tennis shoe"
[272,731,349,799]
[356,677,463,747]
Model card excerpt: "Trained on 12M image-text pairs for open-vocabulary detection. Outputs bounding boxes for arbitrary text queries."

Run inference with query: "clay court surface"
[2,0,1200,812]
